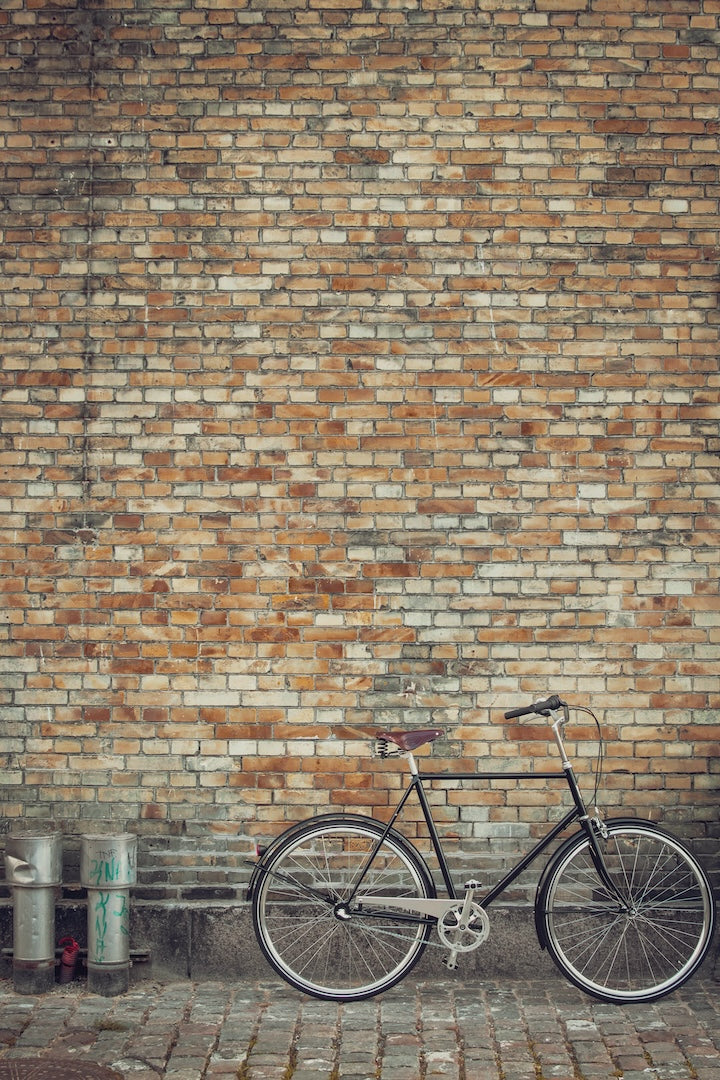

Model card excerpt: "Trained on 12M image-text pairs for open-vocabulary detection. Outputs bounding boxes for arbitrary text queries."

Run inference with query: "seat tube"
[412,774,458,898]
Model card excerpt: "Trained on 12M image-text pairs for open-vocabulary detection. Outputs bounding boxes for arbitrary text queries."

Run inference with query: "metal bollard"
[5,829,62,994]
[80,833,137,996]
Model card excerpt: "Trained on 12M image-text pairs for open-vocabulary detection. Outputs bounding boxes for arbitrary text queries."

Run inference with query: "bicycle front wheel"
[252,814,435,1001]
[538,820,716,1003]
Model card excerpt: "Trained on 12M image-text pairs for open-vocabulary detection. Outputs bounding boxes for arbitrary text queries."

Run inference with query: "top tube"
[417,769,567,781]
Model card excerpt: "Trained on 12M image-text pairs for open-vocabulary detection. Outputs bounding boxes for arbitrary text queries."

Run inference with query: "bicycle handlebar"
[504,694,565,720]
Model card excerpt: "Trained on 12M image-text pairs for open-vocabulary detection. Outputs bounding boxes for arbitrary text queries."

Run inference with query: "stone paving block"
[1,976,719,1078]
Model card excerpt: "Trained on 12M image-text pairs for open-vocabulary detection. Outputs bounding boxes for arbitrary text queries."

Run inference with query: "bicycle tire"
[251,813,435,1001]
[537,819,716,1003]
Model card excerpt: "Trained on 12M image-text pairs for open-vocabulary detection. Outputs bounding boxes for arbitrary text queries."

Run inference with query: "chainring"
[437,902,490,953]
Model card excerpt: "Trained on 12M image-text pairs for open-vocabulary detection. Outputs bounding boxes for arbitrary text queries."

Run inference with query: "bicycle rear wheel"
[538,820,716,1003]
[252,814,435,1001]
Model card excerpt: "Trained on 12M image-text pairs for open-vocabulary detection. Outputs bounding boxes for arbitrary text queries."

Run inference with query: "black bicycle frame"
[349,762,592,908]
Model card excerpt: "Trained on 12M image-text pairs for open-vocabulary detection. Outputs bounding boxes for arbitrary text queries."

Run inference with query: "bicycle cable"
[568,704,604,809]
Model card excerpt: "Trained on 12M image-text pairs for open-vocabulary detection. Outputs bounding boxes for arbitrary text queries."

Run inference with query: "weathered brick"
[0,0,718,898]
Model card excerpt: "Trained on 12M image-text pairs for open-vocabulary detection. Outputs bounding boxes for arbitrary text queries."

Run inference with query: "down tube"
[481,807,580,907]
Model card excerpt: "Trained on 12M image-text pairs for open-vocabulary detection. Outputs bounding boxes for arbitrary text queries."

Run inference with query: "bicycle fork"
[551,709,630,910]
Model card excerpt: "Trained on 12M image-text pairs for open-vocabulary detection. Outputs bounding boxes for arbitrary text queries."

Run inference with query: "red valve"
[58,936,80,984]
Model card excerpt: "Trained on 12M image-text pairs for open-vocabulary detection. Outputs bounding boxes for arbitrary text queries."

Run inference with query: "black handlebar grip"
[504,694,563,720]
[535,694,562,713]
[504,704,534,719]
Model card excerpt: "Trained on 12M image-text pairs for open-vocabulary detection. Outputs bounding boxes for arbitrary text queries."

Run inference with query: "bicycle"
[246,694,716,1003]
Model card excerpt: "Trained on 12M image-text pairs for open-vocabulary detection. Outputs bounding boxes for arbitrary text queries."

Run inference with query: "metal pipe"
[5,830,62,994]
[80,833,137,996]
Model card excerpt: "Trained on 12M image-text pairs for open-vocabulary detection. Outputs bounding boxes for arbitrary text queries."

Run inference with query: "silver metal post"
[5,829,62,994]
[80,833,137,996]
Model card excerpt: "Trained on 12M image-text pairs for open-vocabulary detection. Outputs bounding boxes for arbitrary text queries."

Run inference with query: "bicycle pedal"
[464,879,482,890]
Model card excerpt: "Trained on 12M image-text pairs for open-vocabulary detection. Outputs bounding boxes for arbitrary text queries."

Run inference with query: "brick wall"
[1,0,719,901]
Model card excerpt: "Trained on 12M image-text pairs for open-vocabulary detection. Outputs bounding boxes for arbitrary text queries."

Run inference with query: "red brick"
[0,0,717,889]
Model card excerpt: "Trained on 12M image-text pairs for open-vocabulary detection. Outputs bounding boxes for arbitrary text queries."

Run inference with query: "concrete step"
[2,899,718,986]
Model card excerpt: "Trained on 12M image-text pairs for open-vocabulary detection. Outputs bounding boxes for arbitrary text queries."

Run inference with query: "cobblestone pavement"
[0,974,718,1080]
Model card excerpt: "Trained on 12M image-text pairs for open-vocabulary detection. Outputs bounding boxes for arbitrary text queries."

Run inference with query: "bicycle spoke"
[252,819,433,1000]
[542,823,714,1002]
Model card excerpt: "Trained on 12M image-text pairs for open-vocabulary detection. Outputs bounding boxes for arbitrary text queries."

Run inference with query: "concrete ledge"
[133,901,559,982]
[2,900,718,987]
[1,900,556,983]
